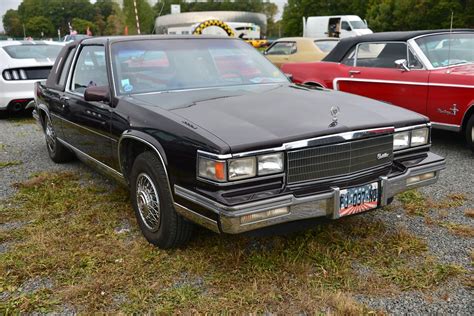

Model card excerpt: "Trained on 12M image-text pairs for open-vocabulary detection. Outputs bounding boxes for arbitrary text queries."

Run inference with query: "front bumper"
[174,152,445,234]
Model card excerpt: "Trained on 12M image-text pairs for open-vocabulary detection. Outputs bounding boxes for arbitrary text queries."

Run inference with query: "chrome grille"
[287,134,393,184]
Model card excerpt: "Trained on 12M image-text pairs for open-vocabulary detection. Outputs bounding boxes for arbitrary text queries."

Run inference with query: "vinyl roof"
[323,29,474,62]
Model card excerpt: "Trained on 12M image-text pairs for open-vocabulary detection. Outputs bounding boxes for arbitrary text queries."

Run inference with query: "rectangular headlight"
[411,128,429,147]
[228,157,256,181]
[393,131,410,150]
[257,152,284,175]
[198,156,226,182]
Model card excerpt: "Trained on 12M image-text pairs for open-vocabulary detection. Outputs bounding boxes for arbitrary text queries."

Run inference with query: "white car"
[0,40,64,113]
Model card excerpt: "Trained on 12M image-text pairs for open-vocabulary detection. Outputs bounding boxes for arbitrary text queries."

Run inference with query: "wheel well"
[38,109,47,130]
[303,81,325,89]
[461,104,474,132]
[119,138,154,182]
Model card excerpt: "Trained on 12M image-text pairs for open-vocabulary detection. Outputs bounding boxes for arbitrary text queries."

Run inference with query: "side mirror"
[84,86,110,103]
[394,59,410,72]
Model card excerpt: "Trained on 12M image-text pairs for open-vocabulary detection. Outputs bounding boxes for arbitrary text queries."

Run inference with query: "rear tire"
[44,114,74,163]
[130,151,194,249]
[466,114,474,152]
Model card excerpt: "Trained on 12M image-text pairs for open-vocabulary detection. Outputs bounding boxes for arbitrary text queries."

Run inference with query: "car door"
[335,42,429,115]
[61,44,115,166]
[264,41,297,68]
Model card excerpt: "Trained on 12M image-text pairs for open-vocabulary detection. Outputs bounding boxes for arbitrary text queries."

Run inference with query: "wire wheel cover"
[136,173,161,231]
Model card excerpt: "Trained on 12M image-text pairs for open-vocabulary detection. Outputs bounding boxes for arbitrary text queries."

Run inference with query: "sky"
[0,0,288,32]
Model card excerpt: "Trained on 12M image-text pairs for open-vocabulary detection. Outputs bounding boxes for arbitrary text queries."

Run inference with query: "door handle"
[349,70,361,75]
[60,96,69,108]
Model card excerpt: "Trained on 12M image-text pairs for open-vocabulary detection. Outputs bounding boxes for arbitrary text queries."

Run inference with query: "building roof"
[155,11,267,34]
[323,29,474,62]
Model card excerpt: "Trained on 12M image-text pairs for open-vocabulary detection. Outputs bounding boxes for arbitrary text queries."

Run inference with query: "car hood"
[130,84,427,153]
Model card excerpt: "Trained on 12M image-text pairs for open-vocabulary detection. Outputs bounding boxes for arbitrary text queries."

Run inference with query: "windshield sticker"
[123,84,133,92]
[121,78,130,87]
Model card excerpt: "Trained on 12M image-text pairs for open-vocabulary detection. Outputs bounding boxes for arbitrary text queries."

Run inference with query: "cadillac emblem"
[329,106,340,127]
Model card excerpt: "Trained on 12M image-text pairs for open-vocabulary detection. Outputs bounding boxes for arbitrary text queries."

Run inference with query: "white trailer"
[303,15,372,39]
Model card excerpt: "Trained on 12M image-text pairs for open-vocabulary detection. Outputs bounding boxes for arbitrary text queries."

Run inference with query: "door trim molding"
[333,77,474,90]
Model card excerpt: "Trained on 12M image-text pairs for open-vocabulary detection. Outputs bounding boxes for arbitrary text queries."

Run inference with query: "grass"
[0,172,466,313]
[464,209,474,218]
[0,161,22,169]
[397,190,468,217]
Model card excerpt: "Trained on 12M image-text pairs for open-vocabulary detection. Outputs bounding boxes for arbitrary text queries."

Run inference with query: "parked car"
[264,37,339,68]
[303,15,372,39]
[63,34,90,42]
[0,40,64,113]
[282,30,474,150]
[34,35,445,248]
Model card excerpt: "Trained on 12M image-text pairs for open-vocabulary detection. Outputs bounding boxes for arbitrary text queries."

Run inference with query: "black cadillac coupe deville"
[34,36,445,248]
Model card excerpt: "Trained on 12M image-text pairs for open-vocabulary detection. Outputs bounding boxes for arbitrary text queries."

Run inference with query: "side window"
[58,48,76,88]
[341,21,351,31]
[71,45,108,94]
[314,40,338,53]
[355,42,407,68]
[265,42,297,55]
[408,49,423,69]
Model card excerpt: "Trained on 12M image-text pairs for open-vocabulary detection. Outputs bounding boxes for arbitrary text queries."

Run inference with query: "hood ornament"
[329,106,340,127]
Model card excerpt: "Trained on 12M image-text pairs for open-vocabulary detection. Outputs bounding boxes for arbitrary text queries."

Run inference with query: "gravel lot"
[0,114,472,314]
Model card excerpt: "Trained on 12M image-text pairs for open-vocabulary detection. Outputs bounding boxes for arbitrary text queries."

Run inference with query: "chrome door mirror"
[395,59,410,72]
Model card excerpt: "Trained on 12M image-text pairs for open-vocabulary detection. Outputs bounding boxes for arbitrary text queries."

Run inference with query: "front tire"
[130,151,193,249]
[44,114,74,163]
[466,114,474,152]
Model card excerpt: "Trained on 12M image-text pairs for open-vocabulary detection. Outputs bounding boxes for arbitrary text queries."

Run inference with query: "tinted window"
[355,42,407,68]
[58,48,76,88]
[71,46,108,94]
[341,47,356,66]
[314,40,338,53]
[111,39,287,95]
[3,44,62,59]
[341,21,351,31]
[349,20,368,29]
[266,42,297,55]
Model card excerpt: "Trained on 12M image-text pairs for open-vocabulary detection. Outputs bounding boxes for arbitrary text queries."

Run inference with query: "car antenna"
[447,10,454,70]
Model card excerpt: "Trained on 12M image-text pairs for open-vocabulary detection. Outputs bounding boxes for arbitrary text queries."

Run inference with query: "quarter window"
[58,48,76,88]
[71,45,108,94]
[265,42,297,55]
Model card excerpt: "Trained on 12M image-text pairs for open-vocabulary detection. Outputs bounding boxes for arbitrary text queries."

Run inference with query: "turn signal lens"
[240,207,289,224]
[406,172,435,185]
[198,156,227,182]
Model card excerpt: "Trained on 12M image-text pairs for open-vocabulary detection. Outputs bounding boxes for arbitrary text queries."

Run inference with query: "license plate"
[339,182,379,217]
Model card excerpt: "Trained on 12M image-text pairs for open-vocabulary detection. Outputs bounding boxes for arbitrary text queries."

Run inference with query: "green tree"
[124,0,155,34]
[25,16,55,38]
[2,9,23,38]
[72,18,95,34]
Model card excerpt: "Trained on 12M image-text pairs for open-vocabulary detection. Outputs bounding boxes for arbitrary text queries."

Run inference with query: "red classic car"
[282,30,474,150]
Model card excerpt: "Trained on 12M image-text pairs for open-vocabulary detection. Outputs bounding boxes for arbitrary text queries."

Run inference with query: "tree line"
[282,0,474,36]
[2,0,473,39]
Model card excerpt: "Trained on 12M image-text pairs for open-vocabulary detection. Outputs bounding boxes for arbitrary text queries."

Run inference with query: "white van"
[303,15,372,38]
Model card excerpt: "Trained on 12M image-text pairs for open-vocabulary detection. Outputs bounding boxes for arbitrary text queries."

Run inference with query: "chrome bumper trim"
[174,157,445,234]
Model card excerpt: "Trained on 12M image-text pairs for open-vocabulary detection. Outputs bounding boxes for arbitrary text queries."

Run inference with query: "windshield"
[415,33,474,68]
[111,38,288,95]
[3,44,62,59]
[349,20,368,30]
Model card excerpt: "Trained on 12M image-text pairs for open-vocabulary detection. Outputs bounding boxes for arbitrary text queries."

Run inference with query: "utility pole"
[133,0,141,35]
